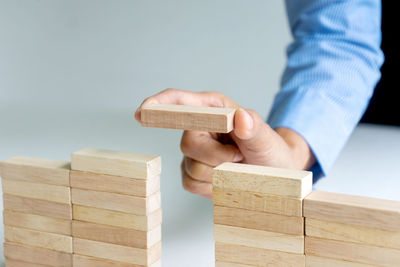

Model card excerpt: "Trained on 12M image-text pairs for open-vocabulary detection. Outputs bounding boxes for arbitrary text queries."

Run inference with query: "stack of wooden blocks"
[212,162,312,267]
[1,157,73,266]
[70,148,162,267]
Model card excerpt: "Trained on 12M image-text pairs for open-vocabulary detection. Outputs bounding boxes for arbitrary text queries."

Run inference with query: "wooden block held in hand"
[71,148,161,179]
[213,162,312,198]
[141,104,236,133]
[73,255,161,267]
[306,255,375,267]
[0,157,70,186]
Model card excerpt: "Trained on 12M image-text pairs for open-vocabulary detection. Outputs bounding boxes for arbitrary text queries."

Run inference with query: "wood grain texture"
[0,157,70,186]
[215,242,305,267]
[73,238,161,266]
[72,221,161,248]
[306,218,400,250]
[3,194,72,220]
[4,242,72,267]
[70,170,160,197]
[214,206,304,235]
[141,104,236,133]
[71,188,160,215]
[5,226,72,253]
[71,148,161,179]
[2,179,71,204]
[215,262,254,267]
[306,256,375,267]
[305,236,400,267]
[213,187,303,216]
[214,224,304,254]
[213,162,312,198]
[304,190,400,232]
[3,210,71,235]
[73,205,162,231]
[5,259,50,267]
[73,255,161,267]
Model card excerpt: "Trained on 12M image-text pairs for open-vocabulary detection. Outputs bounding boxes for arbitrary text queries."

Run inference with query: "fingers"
[183,157,213,183]
[181,161,212,199]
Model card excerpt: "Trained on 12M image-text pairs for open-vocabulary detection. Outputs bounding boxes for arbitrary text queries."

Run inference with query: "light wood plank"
[4,226,72,253]
[213,187,302,216]
[305,236,400,267]
[71,188,160,215]
[73,205,162,231]
[73,255,161,267]
[213,162,312,198]
[5,259,50,267]
[2,179,71,204]
[3,210,71,235]
[70,170,160,197]
[0,156,70,186]
[304,190,400,232]
[215,262,254,267]
[214,224,304,254]
[71,148,161,179]
[4,242,72,267]
[214,206,304,235]
[3,194,72,220]
[73,238,161,266]
[306,256,375,267]
[72,221,161,248]
[141,104,236,133]
[215,242,305,267]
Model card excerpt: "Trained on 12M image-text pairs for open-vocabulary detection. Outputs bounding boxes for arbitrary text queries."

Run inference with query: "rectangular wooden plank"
[4,242,72,267]
[2,179,71,204]
[71,188,160,215]
[71,148,161,179]
[72,221,161,248]
[5,259,50,267]
[214,224,304,254]
[73,255,161,267]
[305,236,400,267]
[140,104,236,133]
[3,210,71,235]
[73,238,161,266]
[306,218,400,250]
[73,205,162,231]
[70,170,160,197]
[213,187,303,216]
[4,226,73,253]
[213,162,312,198]
[215,242,305,267]
[0,157,70,186]
[215,262,254,267]
[214,206,304,235]
[304,190,400,232]
[3,194,72,220]
[306,256,375,267]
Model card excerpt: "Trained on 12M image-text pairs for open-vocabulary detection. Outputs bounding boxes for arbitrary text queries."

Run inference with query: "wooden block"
[214,224,304,254]
[70,170,160,197]
[306,256,375,267]
[3,210,71,235]
[5,259,49,267]
[2,179,71,204]
[0,156,70,186]
[73,205,162,231]
[305,236,400,267]
[214,206,304,235]
[306,218,400,250]
[73,255,161,267]
[213,187,303,216]
[71,148,161,179]
[304,190,400,232]
[213,162,312,198]
[3,194,72,220]
[73,238,161,266]
[215,262,254,267]
[141,104,236,133]
[4,226,73,253]
[215,242,305,267]
[4,242,72,267]
[72,221,161,248]
[71,188,161,215]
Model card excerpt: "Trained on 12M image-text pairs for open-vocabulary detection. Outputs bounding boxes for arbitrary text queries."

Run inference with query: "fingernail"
[239,108,253,131]
[233,152,243,162]
[141,99,158,108]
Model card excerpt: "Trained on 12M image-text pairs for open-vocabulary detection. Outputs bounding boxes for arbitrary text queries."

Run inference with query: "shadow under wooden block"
[306,255,375,267]
[4,242,72,267]
[140,104,236,133]
[72,221,161,249]
[73,238,161,266]
[73,254,161,267]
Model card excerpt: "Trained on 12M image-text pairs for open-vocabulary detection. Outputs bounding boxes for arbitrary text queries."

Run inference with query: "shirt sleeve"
[267,0,384,182]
